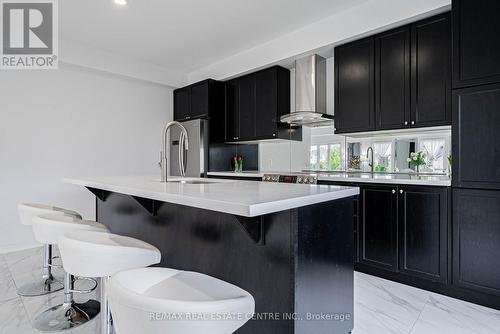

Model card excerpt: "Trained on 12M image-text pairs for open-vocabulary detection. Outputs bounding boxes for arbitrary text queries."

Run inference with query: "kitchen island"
[64,176,359,334]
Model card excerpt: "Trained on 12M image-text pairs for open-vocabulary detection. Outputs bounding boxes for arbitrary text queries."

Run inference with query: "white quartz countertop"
[207,171,451,187]
[63,176,359,217]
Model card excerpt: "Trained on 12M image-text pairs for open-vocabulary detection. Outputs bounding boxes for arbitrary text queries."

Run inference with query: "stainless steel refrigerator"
[169,119,209,177]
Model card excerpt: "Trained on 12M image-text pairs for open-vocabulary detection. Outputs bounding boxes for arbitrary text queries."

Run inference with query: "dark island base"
[96,192,354,334]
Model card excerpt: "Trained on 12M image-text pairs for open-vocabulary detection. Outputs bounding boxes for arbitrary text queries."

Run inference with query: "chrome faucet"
[366,147,374,174]
[159,121,189,182]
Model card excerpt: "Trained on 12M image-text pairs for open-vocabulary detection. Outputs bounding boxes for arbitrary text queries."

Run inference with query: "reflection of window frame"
[419,137,446,172]
[372,141,393,171]
[309,142,343,170]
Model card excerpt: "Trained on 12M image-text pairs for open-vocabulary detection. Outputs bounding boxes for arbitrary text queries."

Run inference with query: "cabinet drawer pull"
[392,189,396,194]
[400,189,404,194]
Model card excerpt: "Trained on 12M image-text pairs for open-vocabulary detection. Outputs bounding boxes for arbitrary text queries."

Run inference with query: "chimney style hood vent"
[280,54,334,127]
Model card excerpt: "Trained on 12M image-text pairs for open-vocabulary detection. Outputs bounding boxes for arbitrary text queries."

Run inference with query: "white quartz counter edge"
[207,172,451,187]
[63,176,359,217]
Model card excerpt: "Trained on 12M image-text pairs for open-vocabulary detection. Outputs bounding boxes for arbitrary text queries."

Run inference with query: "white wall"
[188,0,450,83]
[0,65,173,253]
[259,127,312,172]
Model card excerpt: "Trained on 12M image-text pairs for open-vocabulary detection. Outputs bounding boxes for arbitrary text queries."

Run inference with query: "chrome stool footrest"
[34,272,101,332]
[47,255,63,269]
[68,277,99,294]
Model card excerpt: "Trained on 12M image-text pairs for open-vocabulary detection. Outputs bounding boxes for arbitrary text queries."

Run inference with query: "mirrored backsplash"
[258,126,452,175]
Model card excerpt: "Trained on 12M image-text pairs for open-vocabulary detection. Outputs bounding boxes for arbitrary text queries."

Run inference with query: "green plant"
[407,151,426,167]
[329,148,341,170]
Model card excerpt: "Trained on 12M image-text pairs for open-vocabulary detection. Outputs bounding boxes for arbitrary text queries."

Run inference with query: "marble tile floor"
[1,246,500,334]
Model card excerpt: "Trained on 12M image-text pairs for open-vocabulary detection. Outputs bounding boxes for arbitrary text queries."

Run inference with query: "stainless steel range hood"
[280,54,334,127]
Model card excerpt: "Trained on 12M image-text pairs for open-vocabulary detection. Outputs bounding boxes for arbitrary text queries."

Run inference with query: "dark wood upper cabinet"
[189,81,210,118]
[334,37,375,133]
[399,186,448,283]
[411,13,451,127]
[359,185,398,272]
[453,0,500,88]
[173,87,190,121]
[453,188,500,297]
[452,84,500,190]
[225,66,297,142]
[254,68,278,138]
[335,13,451,133]
[173,79,225,142]
[225,79,239,141]
[375,26,411,130]
[238,75,256,140]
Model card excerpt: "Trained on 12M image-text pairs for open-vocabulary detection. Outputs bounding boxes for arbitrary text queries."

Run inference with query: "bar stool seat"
[58,231,162,278]
[58,231,162,334]
[18,203,81,226]
[108,267,255,334]
[32,214,106,245]
[16,203,82,297]
[31,215,109,332]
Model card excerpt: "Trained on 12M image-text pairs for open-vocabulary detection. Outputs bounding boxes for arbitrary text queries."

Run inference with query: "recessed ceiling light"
[114,0,127,6]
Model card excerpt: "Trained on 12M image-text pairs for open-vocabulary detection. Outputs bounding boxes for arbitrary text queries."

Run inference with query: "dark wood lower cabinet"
[204,176,500,310]
[399,186,448,283]
[453,188,500,297]
[359,185,398,271]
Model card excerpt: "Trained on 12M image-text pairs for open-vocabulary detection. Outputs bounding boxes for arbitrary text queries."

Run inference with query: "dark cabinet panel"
[453,0,500,88]
[452,84,500,189]
[224,66,294,142]
[453,189,500,297]
[238,75,256,140]
[255,69,278,138]
[173,87,190,121]
[225,79,240,141]
[334,13,451,133]
[399,186,448,283]
[173,79,225,144]
[190,81,209,118]
[375,26,411,130]
[334,37,375,133]
[411,13,451,127]
[360,185,398,271]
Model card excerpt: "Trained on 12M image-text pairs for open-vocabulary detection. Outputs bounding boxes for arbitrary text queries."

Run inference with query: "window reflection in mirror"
[347,142,361,171]
[395,139,416,173]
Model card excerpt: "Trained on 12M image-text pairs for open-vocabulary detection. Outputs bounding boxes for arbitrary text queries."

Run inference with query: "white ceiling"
[60,0,368,75]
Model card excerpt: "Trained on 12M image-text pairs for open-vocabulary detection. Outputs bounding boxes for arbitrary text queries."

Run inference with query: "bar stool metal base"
[17,276,64,297]
[17,244,63,297]
[33,299,100,332]
[33,272,100,332]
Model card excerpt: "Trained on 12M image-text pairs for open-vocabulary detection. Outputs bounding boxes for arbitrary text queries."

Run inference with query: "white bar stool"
[17,203,81,297]
[108,267,255,334]
[57,231,162,334]
[31,214,109,332]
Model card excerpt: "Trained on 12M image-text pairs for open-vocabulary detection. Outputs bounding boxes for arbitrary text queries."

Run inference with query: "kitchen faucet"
[366,147,374,174]
[159,121,189,182]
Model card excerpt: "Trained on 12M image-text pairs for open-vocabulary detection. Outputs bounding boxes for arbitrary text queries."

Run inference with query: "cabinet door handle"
[392,189,396,194]
[404,121,408,126]
[400,189,404,194]
[411,121,415,125]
